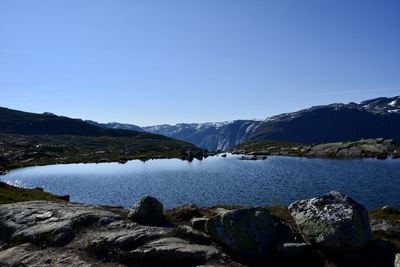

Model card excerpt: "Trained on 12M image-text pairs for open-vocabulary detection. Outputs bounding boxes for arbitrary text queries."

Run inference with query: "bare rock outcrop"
[288,191,371,252]
[0,201,237,266]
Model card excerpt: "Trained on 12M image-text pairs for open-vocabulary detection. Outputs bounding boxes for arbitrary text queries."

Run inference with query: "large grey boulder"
[205,207,276,257]
[128,195,164,225]
[288,191,371,252]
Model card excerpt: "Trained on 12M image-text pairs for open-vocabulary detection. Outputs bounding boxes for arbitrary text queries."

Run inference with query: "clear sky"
[1,0,399,126]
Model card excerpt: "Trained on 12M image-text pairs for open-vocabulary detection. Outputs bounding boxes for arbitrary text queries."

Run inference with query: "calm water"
[1,155,399,209]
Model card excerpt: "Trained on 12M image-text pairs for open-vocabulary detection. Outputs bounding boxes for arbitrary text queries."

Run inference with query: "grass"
[368,206,400,222]
[0,182,67,204]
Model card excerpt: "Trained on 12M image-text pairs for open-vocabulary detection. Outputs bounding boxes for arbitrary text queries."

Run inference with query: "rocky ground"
[232,138,400,159]
[1,192,400,267]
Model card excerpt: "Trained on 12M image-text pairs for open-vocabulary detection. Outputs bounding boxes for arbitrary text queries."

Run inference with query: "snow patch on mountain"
[388,99,398,107]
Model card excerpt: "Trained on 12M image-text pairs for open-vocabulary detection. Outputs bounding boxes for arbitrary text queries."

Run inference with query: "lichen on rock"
[288,191,371,252]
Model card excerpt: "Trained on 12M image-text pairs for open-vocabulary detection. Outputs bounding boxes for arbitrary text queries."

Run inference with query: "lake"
[1,154,399,209]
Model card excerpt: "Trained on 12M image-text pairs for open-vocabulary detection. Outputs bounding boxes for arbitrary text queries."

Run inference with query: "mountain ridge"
[0,107,142,137]
[0,106,199,151]
[141,96,400,150]
[3,95,398,151]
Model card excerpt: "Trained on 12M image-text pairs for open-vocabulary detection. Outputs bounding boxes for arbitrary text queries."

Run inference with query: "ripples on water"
[1,155,399,209]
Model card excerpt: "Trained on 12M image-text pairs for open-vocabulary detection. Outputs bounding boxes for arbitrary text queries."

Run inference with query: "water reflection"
[1,155,399,209]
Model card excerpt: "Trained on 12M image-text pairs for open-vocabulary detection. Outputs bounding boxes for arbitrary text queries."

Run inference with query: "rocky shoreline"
[1,192,399,266]
[2,137,399,175]
[232,138,400,159]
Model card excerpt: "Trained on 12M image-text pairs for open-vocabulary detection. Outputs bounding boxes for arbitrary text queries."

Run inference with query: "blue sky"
[1,0,399,126]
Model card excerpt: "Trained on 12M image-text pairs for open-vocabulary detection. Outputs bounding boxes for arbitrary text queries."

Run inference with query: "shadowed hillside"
[0,107,203,172]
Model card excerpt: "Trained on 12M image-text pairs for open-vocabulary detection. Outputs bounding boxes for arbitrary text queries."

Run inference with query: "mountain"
[0,107,203,172]
[71,96,400,151]
[142,96,400,150]
[249,96,400,144]
[0,106,197,148]
[360,96,400,114]
[0,107,139,137]
[143,121,262,151]
[82,120,262,151]
[85,120,144,132]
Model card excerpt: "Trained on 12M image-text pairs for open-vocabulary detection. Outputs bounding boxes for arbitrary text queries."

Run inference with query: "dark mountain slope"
[0,107,164,140]
[249,105,400,144]
[0,107,202,172]
[0,106,201,150]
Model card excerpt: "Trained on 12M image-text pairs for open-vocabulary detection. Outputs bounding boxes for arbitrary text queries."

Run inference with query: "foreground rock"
[128,195,164,225]
[288,191,371,252]
[1,193,399,266]
[0,201,238,266]
[0,201,121,247]
[371,219,400,237]
[206,207,276,257]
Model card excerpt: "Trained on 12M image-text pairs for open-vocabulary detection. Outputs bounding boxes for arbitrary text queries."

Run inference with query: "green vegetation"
[0,182,67,204]
[368,206,400,222]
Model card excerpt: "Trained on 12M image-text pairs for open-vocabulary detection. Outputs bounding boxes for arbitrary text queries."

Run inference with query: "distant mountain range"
[85,120,144,133]
[86,96,400,151]
[143,121,261,151]
[2,96,399,151]
[0,107,197,150]
[245,96,400,146]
